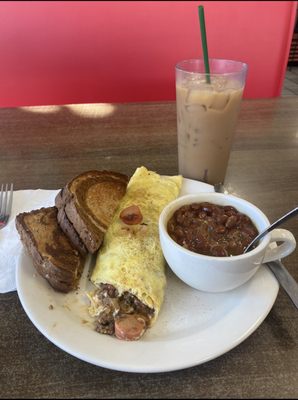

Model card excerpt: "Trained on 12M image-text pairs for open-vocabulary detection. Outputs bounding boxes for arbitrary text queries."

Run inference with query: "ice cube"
[209,92,230,111]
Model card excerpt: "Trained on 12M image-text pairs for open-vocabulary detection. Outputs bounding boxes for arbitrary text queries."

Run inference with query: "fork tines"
[0,183,14,228]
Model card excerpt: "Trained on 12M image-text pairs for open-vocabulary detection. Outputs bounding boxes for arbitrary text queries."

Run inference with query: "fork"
[0,183,13,229]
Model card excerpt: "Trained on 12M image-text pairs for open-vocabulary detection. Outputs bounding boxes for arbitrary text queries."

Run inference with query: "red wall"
[0,1,296,107]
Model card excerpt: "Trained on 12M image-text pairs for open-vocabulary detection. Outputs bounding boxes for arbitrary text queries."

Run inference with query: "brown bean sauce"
[167,202,259,257]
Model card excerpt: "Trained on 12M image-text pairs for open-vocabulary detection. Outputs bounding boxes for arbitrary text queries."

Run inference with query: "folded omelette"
[89,166,182,340]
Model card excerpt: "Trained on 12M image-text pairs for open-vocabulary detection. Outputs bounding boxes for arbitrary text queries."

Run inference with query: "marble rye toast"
[55,170,128,254]
[56,201,88,256]
[15,207,85,293]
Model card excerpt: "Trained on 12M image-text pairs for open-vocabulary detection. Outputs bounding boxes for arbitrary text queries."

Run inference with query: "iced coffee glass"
[176,59,247,185]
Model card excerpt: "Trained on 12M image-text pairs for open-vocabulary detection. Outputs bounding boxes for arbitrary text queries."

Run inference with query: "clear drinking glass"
[176,59,248,185]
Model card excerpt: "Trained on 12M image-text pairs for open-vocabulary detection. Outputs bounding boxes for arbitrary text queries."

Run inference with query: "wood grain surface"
[0,98,297,398]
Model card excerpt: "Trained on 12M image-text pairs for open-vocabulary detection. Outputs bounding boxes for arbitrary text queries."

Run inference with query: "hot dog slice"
[114,314,147,341]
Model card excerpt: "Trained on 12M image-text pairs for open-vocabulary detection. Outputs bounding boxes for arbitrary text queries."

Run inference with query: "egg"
[90,166,182,326]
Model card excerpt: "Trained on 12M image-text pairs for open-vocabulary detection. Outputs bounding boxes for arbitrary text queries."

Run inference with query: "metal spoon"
[213,184,298,308]
[244,206,298,253]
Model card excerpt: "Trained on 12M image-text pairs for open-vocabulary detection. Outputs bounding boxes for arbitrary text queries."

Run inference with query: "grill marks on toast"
[16,207,85,293]
[56,171,128,254]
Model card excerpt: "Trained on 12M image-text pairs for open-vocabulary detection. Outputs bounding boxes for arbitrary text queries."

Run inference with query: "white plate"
[16,179,279,373]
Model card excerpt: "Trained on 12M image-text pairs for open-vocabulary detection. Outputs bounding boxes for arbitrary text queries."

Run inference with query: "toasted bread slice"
[55,170,128,253]
[55,189,88,256]
[57,207,88,256]
[16,207,85,293]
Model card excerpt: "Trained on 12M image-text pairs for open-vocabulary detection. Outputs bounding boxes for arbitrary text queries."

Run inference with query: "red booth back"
[0,1,296,107]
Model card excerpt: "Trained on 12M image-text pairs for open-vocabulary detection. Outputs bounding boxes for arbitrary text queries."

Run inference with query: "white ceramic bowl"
[159,193,296,292]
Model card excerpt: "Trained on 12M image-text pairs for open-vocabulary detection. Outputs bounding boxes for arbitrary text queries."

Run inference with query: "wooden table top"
[0,98,297,398]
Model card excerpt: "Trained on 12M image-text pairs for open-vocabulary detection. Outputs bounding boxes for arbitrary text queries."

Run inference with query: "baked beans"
[167,202,259,257]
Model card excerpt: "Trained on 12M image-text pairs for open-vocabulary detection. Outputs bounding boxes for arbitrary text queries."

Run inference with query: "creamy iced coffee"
[176,59,247,185]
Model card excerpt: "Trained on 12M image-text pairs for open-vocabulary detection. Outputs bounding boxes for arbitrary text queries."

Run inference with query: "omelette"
[89,166,182,340]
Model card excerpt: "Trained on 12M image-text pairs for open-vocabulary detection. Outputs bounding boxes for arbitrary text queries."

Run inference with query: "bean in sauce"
[167,202,259,257]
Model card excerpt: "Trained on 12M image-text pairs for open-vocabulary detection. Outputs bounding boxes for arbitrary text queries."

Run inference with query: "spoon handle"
[265,207,298,233]
[245,206,298,253]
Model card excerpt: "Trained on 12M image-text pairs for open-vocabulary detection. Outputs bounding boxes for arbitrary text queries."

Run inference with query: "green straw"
[198,5,211,84]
